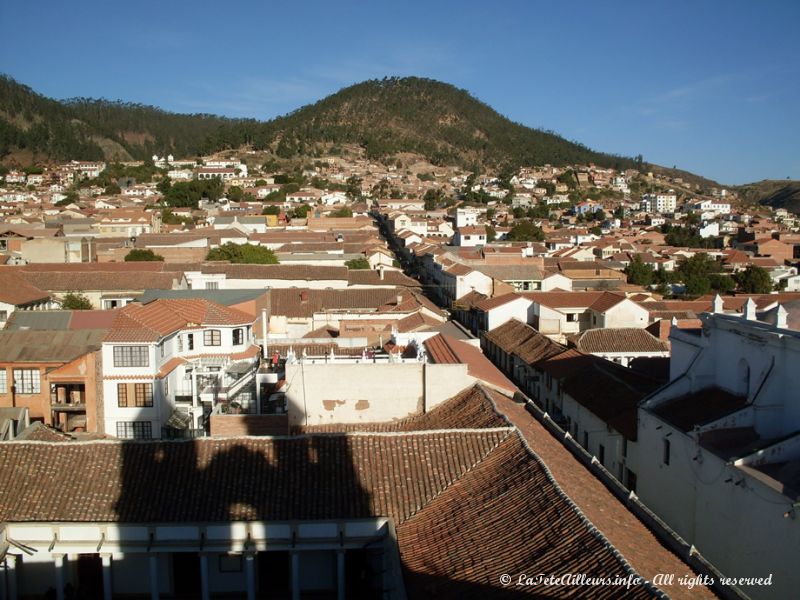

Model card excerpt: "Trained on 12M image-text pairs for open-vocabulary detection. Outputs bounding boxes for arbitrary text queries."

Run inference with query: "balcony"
[50,383,87,432]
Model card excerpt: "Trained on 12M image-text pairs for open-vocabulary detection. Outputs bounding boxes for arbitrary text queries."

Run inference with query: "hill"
[736,179,800,214]
[2,75,638,170]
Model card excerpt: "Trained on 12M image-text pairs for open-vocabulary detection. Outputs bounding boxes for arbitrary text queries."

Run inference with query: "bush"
[125,249,164,262]
[61,292,93,310]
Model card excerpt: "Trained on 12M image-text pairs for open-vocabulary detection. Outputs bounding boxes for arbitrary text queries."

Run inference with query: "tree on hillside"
[624,255,655,286]
[345,257,370,270]
[262,205,281,216]
[206,243,278,264]
[485,224,497,243]
[125,248,164,262]
[61,292,93,310]
[676,254,722,298]
[506,220,545,242]
[735,265,773,294]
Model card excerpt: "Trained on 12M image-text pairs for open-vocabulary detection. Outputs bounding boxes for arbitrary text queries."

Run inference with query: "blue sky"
[1,0,798,184]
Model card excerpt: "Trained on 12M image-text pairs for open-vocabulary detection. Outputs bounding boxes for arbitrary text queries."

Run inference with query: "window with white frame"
[116,421,152,440]
[113,346,149,368]
[233,328,244,345]
[13,369,40,394]
[0,370,6,394]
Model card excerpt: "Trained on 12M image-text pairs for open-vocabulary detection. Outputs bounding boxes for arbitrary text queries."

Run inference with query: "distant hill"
[736,179,800,214]
[1,74,639,171]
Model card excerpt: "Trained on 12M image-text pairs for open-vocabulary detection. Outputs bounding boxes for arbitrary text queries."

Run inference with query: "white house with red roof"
[101,298,259,439]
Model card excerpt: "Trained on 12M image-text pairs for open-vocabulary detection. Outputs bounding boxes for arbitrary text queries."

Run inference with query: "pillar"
[337,550,346,600]
[54,554,65,600]
[199,554,210,600]
[148,554,159,600]
[290,551,300,600]
[244,553,255,600]
[101,554,112,600]
[3,555,18,600]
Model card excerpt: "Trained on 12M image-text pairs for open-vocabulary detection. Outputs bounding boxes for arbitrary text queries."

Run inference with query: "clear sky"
[1,0,798,184]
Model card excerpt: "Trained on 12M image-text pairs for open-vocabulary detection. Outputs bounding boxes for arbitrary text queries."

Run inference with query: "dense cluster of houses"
[0,150,797,600]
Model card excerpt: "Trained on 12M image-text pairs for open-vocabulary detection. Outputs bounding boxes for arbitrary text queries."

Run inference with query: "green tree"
[125,248,164,262]
[506,220,545,242]
[60,292,93,310]
[709,273,736,294]
[624,255,655,286]
[262,205,281,216]
[206,243,278,264]
[227,186,244,201]
[292,204,311,218]
[735,265,773,294]
[676,254,721,298]
[345,257,371,269]
[330,207,353,218]
[423,188,444,210]
[485,224,497,243]
[104,183,121,195]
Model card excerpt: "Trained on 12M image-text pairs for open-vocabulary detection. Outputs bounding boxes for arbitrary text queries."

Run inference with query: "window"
[159,342,165,359]
[204,329,221,346]
[113,346,149,368]
[117,383,128,407]
[622,438,628,458]
[205,281,219,290]
[0,310,7,322]
[177,335,183,352]
[116,421,152,440]
[662,439,671,465]
[233,328,244,345]
[583,431,589,450]
[117,383,153,408]
[0,370,6,394]
[598,444,605,466]
[187,334,194,350]
[567,313,578,322]
[13,369,40,394]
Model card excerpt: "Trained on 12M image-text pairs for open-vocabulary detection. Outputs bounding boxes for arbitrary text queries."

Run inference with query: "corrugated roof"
[0,329,105,362]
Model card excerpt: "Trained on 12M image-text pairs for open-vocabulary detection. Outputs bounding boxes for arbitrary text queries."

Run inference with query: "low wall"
[209,414,289,437]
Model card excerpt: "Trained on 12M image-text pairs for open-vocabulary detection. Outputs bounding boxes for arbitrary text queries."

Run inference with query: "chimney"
[300,291,309,303]
[776,304,788,329]
[743,297,757,321]
[712,294,724,314]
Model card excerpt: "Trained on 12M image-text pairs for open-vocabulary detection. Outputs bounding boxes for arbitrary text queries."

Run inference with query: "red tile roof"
[0,270,50,306]
[104,299,255,342]
[0,430,657,597]
[424,334,517,395]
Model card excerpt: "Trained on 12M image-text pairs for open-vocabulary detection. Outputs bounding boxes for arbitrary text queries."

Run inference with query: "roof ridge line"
[507,411,667,598]
[5,428,516,446]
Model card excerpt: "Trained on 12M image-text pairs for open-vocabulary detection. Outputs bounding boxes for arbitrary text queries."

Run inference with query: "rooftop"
[652,387,748,432]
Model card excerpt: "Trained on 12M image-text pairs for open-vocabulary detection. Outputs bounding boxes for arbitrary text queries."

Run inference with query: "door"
[172,552,201,597]
[76,554,103,600]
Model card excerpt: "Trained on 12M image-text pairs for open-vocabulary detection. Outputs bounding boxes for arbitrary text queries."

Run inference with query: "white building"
[637,301,800,600]
[455,208,479,228]
[640,191,677,214]
[101,298,259,439]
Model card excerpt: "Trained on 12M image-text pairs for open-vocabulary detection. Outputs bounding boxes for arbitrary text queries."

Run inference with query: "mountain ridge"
[0,75,636,171]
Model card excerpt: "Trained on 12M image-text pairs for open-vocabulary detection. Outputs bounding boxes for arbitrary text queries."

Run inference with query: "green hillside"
[0,75,636,170]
